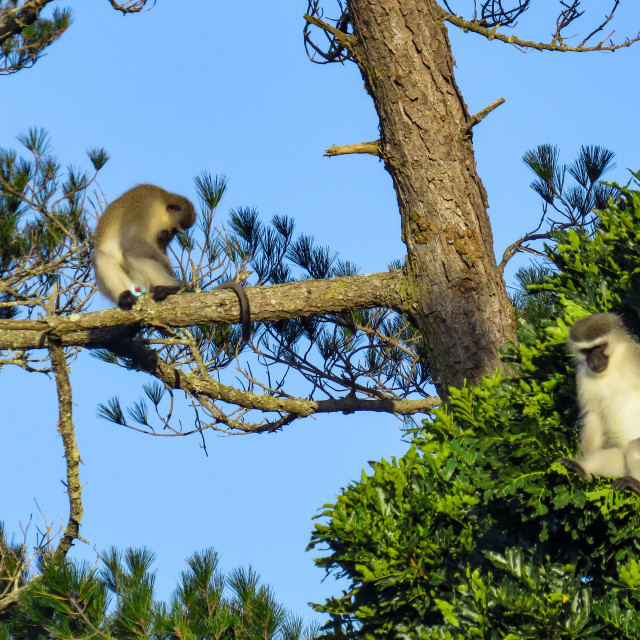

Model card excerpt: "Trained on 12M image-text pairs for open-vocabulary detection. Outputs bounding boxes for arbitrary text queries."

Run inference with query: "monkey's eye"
[167,204,182,212]
[583,344,609,374]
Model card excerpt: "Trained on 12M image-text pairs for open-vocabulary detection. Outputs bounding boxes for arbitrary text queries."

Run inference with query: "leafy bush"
[310,174,640,639]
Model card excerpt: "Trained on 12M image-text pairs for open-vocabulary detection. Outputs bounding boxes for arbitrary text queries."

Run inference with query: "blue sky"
[2,0,640,625]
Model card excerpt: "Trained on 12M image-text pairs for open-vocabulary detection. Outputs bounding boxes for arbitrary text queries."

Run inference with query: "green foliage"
[0,4,71,75]
[0,128,99,320]
[512,262,557,328]
[0,523,28,599]
[523,144,617,222]
[0,545,317,640]
[227,209,431,397]
[310,174,640,638]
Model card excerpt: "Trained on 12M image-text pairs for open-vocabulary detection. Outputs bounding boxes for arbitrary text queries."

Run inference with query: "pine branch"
[0,0,54,45]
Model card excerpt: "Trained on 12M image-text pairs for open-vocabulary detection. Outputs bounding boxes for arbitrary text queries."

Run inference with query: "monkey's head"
[161,193,195,247]
[131,184,196,250]
[568,313,630,375]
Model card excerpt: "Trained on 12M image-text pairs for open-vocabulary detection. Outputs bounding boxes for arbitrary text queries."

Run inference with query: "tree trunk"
[349,0,516,396]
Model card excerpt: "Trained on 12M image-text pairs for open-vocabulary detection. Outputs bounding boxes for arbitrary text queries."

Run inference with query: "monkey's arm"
[94,250,141,310]
[560,413,614,481]
[580,411,605,454]
[213,282,251,342]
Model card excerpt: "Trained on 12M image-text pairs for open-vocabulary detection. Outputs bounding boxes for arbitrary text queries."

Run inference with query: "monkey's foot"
[558,457,591,480]
[152,285,181,302]
[612,475,640,495]
[118,291,137,310]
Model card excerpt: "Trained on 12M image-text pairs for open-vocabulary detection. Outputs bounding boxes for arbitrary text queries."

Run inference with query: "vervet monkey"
[93,184,251,341]
[561,312,640,493]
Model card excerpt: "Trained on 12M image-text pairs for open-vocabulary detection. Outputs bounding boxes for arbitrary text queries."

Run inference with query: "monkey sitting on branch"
[93,183,250,341]
[561,312,640,493]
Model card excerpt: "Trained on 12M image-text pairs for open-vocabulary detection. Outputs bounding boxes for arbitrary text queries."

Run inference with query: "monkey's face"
[157,199,196,249]
[581,343,609,374]
[167,199,196,234]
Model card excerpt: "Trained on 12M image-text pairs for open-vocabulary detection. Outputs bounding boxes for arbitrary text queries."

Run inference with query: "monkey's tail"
[215,281,251,343]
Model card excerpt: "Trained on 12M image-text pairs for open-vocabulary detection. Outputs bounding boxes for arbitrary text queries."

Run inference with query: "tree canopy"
[2,0,640,631]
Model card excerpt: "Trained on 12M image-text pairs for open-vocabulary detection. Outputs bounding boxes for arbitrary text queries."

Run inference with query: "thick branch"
[325,140,382,157]
[437,5,640,52]
[2,272,436,430]
[0,0,54,44]
[0,271,412,351]
[48,338,84,558]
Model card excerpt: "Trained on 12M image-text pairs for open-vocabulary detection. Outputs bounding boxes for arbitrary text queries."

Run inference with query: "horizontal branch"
[437,6,640,52]
[0,271,413,351]
[151,354,441,432]
[325,140,382,157]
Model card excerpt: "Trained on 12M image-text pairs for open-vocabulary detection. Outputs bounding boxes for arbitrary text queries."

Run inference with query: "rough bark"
[0,271,409,351]
[349,0,516,395]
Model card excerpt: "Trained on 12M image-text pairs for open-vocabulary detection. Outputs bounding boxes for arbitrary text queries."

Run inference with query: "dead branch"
[464,98,505,133]
[325,140,382,157]
[303,1,354,63]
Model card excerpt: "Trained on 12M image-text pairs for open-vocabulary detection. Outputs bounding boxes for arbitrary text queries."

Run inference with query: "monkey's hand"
[118,291,138,310]
[558,457,592,481]
[152,285,181,302]
[611,475,640,495]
